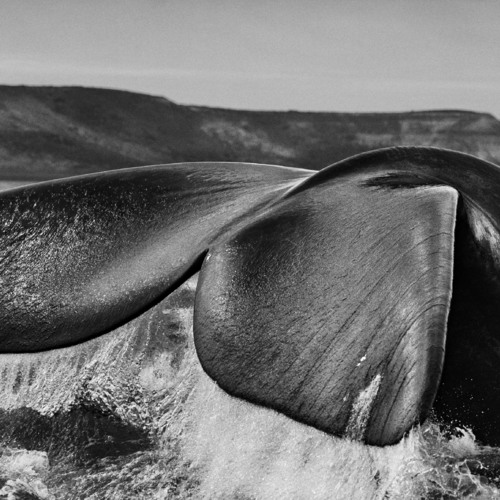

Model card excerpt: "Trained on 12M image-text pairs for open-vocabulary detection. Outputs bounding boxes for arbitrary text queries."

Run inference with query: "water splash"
[346,373,382,440]
[0,447,53,499]
[0,277,499,498]
[170,361,500,499]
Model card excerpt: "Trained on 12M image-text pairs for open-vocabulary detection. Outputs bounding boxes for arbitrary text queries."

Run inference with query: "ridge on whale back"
[0,146,499,447]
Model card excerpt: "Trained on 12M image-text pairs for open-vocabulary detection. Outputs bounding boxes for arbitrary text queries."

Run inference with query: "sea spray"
[0,447,53,499]
[173,357,425,499]
[159,331,500,499]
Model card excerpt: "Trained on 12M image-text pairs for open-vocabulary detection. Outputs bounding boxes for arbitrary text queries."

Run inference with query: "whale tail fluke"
[2,147,500,446]
[193,147,500,446]
[0,162,310,352]
[194,174,458,446]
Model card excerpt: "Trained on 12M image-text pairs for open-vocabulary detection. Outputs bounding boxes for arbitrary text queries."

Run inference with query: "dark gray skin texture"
[0,162,310,351]
[286,148,500,445]
[1,147,500,446]
[195,182,457,446]
[195,147,500,446]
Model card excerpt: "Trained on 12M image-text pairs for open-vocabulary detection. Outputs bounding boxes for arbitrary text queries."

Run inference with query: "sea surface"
[0,275,499,500]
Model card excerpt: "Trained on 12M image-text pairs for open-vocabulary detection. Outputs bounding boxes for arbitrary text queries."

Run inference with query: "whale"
[1,146,500,447]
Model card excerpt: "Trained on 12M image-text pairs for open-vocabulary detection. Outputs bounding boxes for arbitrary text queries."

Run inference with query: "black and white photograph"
[1,1,500,498]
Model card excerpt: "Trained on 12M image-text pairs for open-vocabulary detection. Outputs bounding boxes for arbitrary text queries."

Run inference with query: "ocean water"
[0,277,499,499]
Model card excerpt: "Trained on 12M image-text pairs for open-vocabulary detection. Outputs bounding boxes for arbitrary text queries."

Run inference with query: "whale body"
[1,146,500,447]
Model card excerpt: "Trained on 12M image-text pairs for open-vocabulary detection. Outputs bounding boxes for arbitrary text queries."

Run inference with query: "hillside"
[1,85,500,180]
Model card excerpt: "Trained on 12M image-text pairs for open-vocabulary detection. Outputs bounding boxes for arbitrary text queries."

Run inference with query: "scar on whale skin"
[1,146,500,447]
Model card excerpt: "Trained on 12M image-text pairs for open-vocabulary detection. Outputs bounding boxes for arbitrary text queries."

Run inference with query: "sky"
[1,0,500,116]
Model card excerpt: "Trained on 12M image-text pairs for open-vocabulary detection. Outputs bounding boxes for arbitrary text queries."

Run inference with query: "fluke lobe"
[1,147,499,447]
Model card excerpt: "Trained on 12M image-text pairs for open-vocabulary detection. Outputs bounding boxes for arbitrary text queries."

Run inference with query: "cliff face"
[1,85,500,179]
